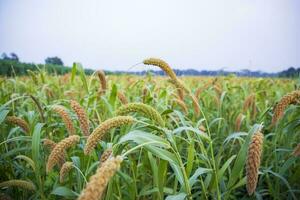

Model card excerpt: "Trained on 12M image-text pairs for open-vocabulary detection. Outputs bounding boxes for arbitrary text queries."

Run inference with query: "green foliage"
[0,59,94,76]
[45,56,64,66]
[0,72,299,200]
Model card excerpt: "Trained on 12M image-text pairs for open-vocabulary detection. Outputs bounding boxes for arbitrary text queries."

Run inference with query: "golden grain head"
[6,116,30,134]
[52,105,76,136]
[243,94,255,113]
[235,113,244,132]
[213,85,222,96]
[168,78,190,94]
[43,138,57,150]
[142,87,148,103]
[172,98,188,114]
[43,85,54,98]
[46,135,80,173]
[115,102,164,127]
[96,70,107,94]
[195,87,202,99]
[78,156,123,200]
[100,148,113,166]
[190,94,200,116]
[117,91,128,105]
[143,58,177,80]
[0,180,36,191]
[43,138,66,167]
[246,131,264,195]
[59,161,73,183]
[272,90,300,125]
[70,100,90,136]
[84,116,135,155]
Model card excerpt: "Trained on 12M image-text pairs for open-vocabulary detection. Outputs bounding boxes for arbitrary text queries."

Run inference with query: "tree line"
[0,53,94,76]
[0,52,299,77]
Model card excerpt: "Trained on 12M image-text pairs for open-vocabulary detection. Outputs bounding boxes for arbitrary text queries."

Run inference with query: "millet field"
[0,58,299,200]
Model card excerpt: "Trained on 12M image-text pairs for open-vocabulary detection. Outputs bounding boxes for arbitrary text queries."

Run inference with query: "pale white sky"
[0,0,299,72]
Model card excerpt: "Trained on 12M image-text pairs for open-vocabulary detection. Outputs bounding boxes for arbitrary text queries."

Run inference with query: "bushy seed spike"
[78,156,123,200]
[172,99,188,114]
[115,103,164,127]
[84,116,134,155]
[168,78,191,94]
[96,70,107,95]
[246,131,264,195]
[213,85,222,96]
[243,94,255,113]
[235,113,244,132]
[43,138,57,150]
[59,161,73,183]
[52,105,76,136]
[43,139,66,167]
[46,135,80,173]
[143,58,177,80]
[70,100,90,136]
[272,90,300,125]
[117,91,128,104]
[189,94,200,116]
[0,180,36,191]
[6,116,30,134]
[100,148,113,166]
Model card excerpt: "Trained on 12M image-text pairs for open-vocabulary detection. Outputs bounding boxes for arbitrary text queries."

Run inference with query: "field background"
[0,67,299,199]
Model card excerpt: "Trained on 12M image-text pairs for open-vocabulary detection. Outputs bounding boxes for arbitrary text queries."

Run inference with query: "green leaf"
[119,130,170,149]
[0,136,32,146]
[263,169,297,200]
[75,62,88,93]
[71,62,77,83]
[0,109,9,125]
[101,96,113,117]
[279,157,297,175]
[148,145,178,165]
[230,177,246,190]
[71,156,82,191]
[32,123,44,168]
[51,186,78,198]
[1,147,31,159]
[227,124,262,189]
[186,141,195,177]
[165,193,187,200]
[158,159,168,197]
[217,155,236,182]
[148,152,161,199]
[109,83,117,109]
[119,130,180,168]
[170,162,184,186]
[189,167,212,187]
[15,155,36,172]
[172,126,210,142]
[31,123,44,196]
[223,132,248,144]
[161,109,173,116]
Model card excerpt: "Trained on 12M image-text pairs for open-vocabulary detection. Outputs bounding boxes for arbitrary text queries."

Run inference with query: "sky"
[0,0,299,72]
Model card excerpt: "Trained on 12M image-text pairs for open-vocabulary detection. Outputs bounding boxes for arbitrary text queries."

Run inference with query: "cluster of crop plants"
[0,58,299,200]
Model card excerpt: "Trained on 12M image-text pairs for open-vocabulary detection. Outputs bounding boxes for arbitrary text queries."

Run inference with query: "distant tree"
[278,67,299,77]
[286,67,296,76]
[1,53,9,60]
[10,53,19,61]
[45,56,64,65]
[1,52,19,61]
